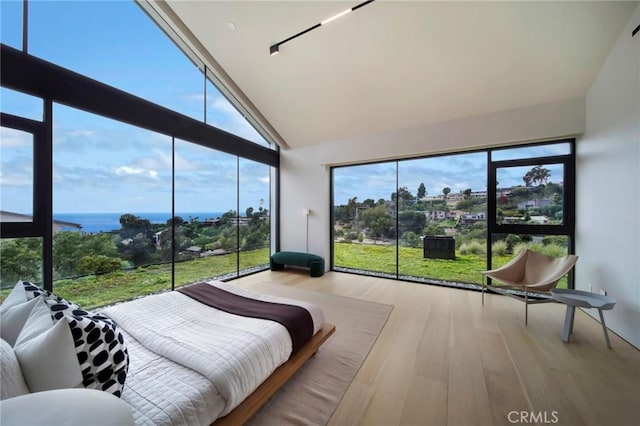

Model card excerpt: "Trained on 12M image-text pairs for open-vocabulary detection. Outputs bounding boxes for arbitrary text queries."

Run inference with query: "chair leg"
[525,291,529,326]
[482,277,485,306]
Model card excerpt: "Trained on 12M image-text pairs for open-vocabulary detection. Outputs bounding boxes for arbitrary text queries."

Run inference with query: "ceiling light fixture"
[269,0,375,56]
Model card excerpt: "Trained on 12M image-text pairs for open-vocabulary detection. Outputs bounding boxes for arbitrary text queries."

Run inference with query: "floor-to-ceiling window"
[333,162,398,276]
[0,1,277,308]
[488,142,575,288]
[331,140,574,289]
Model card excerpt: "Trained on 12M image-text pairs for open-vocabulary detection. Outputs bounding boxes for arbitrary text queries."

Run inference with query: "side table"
[550,288,616,348]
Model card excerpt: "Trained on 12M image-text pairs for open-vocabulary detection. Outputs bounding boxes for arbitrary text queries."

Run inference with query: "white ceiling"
[164,1,636,149]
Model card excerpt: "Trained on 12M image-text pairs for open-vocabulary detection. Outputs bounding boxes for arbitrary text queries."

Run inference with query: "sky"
[332,146,566,206]
[0,0,270,214]
[0,1,568,214]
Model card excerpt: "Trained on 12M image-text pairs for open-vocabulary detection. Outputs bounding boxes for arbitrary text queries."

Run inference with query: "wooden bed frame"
[214,323,336,425]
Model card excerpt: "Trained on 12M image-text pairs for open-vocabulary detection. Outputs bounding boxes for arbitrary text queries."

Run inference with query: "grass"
[334,243,503,284]
[334,242,568,288]
[2,244,569,309]
[1,248,270,310]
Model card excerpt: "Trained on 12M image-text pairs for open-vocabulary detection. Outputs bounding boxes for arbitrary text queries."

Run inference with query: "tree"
[399,211,426,234]
[463,188,472,200]
[523,165,552,187]
[166,216,185,227]
[119,214,152,239]
[245,207,254,218]
[0,238,42,286]
[361,205,395,242]
[442,187,451,201]
[53,232,119,278]
[347,197,359,219]
[417,183,426,200]
[392,187,415,210]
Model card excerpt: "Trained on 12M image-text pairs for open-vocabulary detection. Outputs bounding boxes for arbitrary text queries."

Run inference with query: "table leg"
[562,305,575,343]
[598,309,612,349]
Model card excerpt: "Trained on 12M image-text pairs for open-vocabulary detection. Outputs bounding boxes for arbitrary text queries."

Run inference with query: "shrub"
[541,243,567,258]
[504,234,521,250]
[77,255,122,275]
[400,231,421,248]
[491,240,508,256]
[512,241,568,258]
[459,240,485,255]
[345,232,359,241]
[542,235,567,247]
[513,242,530,255]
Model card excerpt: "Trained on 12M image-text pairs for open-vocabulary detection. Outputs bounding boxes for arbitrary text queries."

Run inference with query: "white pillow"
[0,281,77,346]
[0,297,43,346]
[13,300,83,392]
[13,297,129,397]
[0,281,51,311]
[0,388,135,426]
[0,338,30,399]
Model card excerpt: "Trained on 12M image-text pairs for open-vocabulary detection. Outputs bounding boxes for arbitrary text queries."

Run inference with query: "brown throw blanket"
[177,283,314,355]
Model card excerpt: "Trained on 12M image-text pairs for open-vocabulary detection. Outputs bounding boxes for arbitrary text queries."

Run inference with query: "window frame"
[1,43,279,291]
[329,139,576,290]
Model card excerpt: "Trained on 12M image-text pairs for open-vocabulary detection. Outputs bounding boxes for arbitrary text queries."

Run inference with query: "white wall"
[576,6,640,348]
[280,97,585,262]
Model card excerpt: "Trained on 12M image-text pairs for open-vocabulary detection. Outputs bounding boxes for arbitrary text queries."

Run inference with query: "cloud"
[0,127,32,148]
[114,166,159,179]
[68,129,97,138]
[0,171,32,187]
[206,96,267,145]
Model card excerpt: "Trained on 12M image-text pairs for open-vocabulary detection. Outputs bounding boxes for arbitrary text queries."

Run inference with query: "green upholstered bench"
[270,251,325,277]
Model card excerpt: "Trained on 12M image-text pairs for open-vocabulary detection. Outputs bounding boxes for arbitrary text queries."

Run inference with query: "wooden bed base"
[213,323,336,425]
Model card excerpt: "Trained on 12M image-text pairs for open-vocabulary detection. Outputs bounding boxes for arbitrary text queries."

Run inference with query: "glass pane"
[239,159,270,274]
[398,152,487,285]
[174,141,238,286]
[496,164,564,225]
[491,142,571,161]
[52,104,172,309]
[333,162,397,276]
[206,79,271,148]
[0,87,43,122]
[0,127,34,216]
[0,237,43,300]
[490,234,570,289]
[0,0,22,50]
[30,1,205,121]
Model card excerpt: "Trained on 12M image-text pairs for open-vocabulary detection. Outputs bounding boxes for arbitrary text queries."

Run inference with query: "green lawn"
[1,244,569,310]
[1,248,270,310]
[334,243,568,288]
[334,243,500,284]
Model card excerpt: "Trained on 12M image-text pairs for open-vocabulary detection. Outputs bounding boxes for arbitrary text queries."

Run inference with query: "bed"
[0,280,335,425]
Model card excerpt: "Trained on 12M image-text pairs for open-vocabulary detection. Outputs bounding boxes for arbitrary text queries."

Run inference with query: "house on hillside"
[0,210,82,234]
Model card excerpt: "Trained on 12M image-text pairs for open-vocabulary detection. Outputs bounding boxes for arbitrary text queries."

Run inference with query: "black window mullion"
[40,99,53,291]
[1,44,278,168]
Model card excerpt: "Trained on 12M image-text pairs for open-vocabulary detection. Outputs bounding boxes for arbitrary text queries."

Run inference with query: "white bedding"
[103,280,324,421]
[119,329,225,426]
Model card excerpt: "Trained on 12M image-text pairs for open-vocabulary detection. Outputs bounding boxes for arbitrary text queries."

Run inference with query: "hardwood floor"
[235,270,640,426]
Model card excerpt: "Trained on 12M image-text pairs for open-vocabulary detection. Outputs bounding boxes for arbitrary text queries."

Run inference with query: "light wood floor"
[235,270,640,426]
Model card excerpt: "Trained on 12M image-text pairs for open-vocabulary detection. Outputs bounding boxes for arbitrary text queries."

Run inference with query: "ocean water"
[54,212,224,234]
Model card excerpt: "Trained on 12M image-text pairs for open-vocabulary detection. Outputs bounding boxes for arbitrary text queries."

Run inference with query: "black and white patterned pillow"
[13,297,129,397]
[60,309,129,396]
[20,281,50,299]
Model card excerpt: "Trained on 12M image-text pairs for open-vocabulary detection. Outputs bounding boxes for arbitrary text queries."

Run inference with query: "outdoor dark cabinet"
[423,236,456,260]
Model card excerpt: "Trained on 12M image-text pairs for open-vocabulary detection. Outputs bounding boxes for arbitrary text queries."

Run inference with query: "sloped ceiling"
[163,0,636,149]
